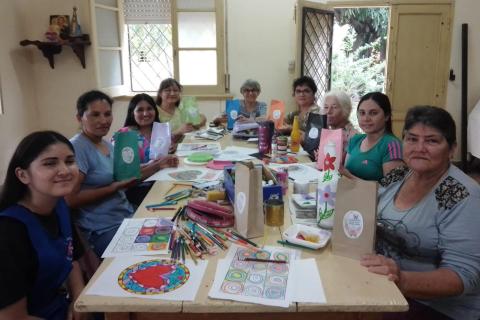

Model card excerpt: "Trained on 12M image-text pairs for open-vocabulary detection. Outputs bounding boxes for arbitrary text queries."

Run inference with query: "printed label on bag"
[236,192,246,215]
[230,110,238,119]
[121,147,135,164]
[273,110,281,120]
[308,127,319,139]
[343,210,363,239]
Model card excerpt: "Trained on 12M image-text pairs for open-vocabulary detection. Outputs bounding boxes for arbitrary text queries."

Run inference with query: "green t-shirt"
[345,133,402,181]
[158,106,182,133]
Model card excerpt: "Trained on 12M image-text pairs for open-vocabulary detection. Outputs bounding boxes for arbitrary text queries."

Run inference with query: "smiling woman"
[0,131,85,320]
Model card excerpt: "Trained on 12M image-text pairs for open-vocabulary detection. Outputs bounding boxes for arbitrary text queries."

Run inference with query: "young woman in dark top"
[0,131,86,320]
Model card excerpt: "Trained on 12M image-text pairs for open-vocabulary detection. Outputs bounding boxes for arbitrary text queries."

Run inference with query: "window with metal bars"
[128,24,174,91]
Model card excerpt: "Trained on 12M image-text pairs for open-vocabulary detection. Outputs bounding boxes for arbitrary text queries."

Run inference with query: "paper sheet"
[290,258,326,304]
[145,167,223,182]
[213,146,257,161]
[269,163,322,182]
[176,142,221,157]
[86,256,207,301]
[102,218,173,258]
[209,245,299,308]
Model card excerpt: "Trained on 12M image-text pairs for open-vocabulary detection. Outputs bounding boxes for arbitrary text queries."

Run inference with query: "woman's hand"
[154,155,179,170]
[178,123,195,134]
[111,177,137,191]
[361,254,402,284]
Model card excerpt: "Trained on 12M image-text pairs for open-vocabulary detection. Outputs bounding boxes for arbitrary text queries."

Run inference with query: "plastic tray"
[283,224,331,249]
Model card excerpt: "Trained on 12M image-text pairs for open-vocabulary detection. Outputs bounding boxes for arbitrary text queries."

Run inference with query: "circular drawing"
[247,273,265,284]
[118,259,189,295]
[232,259,250,270]
[121,147,135,164]
[244,285,263,297]
[264,286,285,300]
[221,281,244,294]
[273,252,290,262]
[268,263,289,274]
[266,275,287,287]
[254,250,271,260]
[225,269,247,282]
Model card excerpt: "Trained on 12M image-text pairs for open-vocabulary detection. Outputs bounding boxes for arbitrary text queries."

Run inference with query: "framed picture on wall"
[49,15,70,40]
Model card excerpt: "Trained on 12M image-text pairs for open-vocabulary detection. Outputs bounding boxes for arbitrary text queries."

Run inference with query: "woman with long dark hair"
[0,131,86,320]
[342,92,403,181]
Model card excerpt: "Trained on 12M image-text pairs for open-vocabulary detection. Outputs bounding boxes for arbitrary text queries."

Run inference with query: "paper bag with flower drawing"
[316,128,343,171]
[316,169,340,229]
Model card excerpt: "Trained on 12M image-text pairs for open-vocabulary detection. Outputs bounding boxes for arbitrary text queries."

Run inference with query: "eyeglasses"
[294,89,313,95]
[243,88,259,93]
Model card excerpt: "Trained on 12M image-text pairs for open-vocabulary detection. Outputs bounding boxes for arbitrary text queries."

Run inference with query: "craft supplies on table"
[282,224,331,250]
[176,142,221,157]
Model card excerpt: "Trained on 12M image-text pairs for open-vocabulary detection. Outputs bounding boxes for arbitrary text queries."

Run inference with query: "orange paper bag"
[267,100,286,130]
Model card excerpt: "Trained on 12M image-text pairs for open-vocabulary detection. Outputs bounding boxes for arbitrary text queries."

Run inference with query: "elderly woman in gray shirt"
[361,106,480,320]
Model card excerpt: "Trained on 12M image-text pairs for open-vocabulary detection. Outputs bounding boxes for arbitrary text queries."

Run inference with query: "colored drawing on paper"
[102,218,173,258]
[219,247,291,301]
[168,170,203,181]
[118,259,190,295]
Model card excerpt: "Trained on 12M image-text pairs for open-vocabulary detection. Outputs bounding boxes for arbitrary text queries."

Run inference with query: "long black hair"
[124,93,160,127]
[0,131,74,211]
[357,92,393,134]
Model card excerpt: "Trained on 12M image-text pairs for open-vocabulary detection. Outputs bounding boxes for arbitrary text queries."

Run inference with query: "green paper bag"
[179,96,201,125]
[113,131,141,181]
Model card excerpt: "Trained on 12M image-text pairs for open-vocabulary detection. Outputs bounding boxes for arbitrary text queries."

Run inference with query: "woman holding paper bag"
[342,92,403,181]
[114,94,179,205]
[115,93,179,179]
[67,90,135,257]
[362,106,480,320]
[156,78,206,141]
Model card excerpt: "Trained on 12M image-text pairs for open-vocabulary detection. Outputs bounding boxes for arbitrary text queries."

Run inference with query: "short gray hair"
[323,90,352,119]
[240,79,261,94]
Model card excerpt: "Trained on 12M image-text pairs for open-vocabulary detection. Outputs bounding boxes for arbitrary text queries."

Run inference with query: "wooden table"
[75,135,408,320]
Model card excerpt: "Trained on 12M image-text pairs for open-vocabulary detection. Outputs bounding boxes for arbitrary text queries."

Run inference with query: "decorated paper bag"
[234,162,264,238]
[332,177,378,260]
[179,96,201,125]
[267,99,285,130]
[316,128,343,171]
[303,113,327,156]
[113,131,141,181]
[226,99,240,130]
[316,169,340,229]
[150,122,171,160]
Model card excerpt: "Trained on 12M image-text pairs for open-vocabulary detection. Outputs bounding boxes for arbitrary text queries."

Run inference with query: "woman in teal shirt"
[343,92,403,181]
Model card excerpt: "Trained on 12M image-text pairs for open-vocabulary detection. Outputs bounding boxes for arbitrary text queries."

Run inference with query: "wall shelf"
[20,34,91,69]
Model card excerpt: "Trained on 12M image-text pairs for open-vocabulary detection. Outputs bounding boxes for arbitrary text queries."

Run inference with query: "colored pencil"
[171,206,184,222]
[277,240,316,251]
[242,257,287,264]
[146,200,177,208]
[229,229,259,247]
[148,207,176,211]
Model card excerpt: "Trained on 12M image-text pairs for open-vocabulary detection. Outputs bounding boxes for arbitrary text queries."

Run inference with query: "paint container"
[263,199,284,246]
[276,136,288,155]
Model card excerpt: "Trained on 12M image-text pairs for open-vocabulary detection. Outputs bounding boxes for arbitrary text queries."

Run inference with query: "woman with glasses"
[342,92,403,181]
[361,106,480,320]
[283,76,321,134]
[213,79,267,125]
[156,78,206,142]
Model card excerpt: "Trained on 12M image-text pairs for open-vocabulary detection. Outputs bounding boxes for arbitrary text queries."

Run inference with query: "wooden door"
[386,4,453,137]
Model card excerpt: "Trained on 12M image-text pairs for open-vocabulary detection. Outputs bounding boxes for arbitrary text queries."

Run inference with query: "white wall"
[0,0,37,178]
[446,0,480,158]
[227,0,298,112]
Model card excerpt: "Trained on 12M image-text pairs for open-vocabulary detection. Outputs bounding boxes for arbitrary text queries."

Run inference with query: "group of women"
[1,75,479,320]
